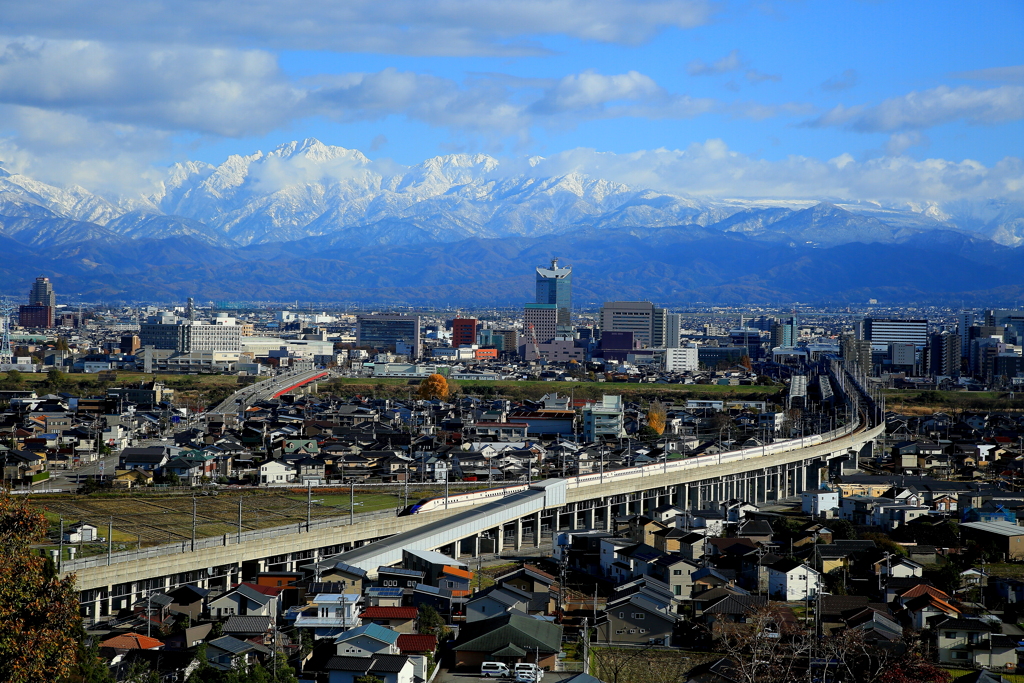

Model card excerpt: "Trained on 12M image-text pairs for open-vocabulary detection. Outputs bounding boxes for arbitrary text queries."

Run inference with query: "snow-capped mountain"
[1,138,1024,250]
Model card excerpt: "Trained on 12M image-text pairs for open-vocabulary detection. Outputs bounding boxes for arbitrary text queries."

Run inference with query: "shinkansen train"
[401,416,861,516]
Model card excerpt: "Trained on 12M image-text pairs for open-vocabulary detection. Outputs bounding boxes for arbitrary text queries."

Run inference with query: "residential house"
[259,459,295,484]
[452,612,563,671]
[209,584,278,618]
[320,561,369,594]
[768,560,822,601]
[466,585,532,622]
[597,585,678,645]
[222,615,276,646]
[205,635,271,672]
[359,606,419,633]
[935,616,1019,670]
[324,653,414,683]
[333,623,402,657]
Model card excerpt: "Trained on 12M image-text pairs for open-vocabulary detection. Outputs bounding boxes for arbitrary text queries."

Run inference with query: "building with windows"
[665,313,681,348]
[451,318,477,347]
[771,317,799,348]
[524,304,558,347]
[929,332,961,377]
[535,258,572,330]
[860,318,928,346]
[29,276,55,307]
[19,305,53,328]
[357,314,421,358]
[600,301,668,348]
[662,344,698,372]
[582,395,626,441]
[986,309,1024,344]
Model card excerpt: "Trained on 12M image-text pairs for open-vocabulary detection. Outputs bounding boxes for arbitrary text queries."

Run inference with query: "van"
[481,662,510,678]
[515,663,543,680]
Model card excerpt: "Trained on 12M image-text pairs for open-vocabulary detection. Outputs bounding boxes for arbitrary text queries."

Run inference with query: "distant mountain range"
[1,138,1023,304]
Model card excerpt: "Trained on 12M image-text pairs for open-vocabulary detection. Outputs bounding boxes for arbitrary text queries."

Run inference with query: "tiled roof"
[442,566,473,580]
[99,632,164,650]
[360,606,419,620]
[223,615,273,635]
[335,623,401,645]
[237,582,285,596]
[397,634,438,653]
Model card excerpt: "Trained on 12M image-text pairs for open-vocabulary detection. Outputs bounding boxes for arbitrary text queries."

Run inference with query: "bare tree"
[709,606,811,683]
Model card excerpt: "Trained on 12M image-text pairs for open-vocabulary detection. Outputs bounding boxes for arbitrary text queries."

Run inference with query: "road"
[209,367,330,415]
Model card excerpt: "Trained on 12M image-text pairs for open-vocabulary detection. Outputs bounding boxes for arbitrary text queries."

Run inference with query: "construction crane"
[527,323,541,361]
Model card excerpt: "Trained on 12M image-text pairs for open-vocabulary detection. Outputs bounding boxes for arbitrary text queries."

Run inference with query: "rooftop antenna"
[0,298,13,365]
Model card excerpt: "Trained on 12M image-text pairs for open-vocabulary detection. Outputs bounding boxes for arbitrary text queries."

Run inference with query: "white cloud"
[509,141,1024,203]
[0,38,304,137]
[808,85,1024,132]
[687,50,745,76]
[952,65,1024,84]
[884,131,928,156]
[1,0,717,57]
[687,50,779,85]
[529,70,664,114]
[820,69,858,91]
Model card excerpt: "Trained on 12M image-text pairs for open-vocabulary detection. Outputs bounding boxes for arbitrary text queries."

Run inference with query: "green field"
[320,376,783,404]
[29,483,495,553]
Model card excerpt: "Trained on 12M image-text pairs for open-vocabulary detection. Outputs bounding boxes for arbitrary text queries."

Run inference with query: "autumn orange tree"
[0,488,81,683]
[646,401,667,436]
[417,373,450,400]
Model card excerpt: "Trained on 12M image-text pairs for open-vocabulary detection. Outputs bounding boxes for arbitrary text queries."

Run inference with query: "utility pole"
[350,480,355,525]
[191,495,196,552]
[307,482,312,531]
[107,517,112,566]
[237,496,243,543]
[58,517,64,573]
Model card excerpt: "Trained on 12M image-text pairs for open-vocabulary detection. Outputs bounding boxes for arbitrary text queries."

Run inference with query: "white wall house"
[802,488,839,516]
[768,560,822,601]
[260,460,295,484]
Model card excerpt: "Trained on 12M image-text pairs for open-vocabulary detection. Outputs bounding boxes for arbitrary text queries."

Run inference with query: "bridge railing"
[59,507,396,573]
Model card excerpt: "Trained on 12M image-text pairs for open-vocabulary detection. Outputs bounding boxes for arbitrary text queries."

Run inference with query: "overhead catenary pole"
[237,496,243,544]
[191,495,196,551]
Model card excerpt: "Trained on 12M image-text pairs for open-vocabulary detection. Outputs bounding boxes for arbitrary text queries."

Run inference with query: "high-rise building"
[599,301,667,347]
[535,258,572,330]
[957,311,976,358]
[19,305,54,329]
[357,314,421,358]
[139,314,241,353]
[29,276,55,307]
[928,332,960,377]
[861,318,928,346]
[524,304,558,347]
[451,318,478,347]
[665,313,681,349]
[985,309,1024,344]
[841,334,872,372]
[771,317,799,348]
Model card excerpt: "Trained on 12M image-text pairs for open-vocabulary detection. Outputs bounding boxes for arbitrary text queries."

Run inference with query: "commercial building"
[860,318,928,346]
[29,276,56,307]
[986,309,1024,344]
[535,258,572,330]
[451,318,477,347]
[19,305,53,329]
[662,344,699,372]
[357,314,421,358]
[139,315,241,353]
[665,312,681,348]
[599,301,667,348]
[524,304,558,347]
[771,317,799,348]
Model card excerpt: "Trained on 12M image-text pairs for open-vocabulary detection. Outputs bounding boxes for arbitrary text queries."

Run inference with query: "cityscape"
[1,2,1022,683]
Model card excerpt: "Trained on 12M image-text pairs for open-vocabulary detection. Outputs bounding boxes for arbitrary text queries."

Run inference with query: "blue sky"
[0,0,1020,202]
